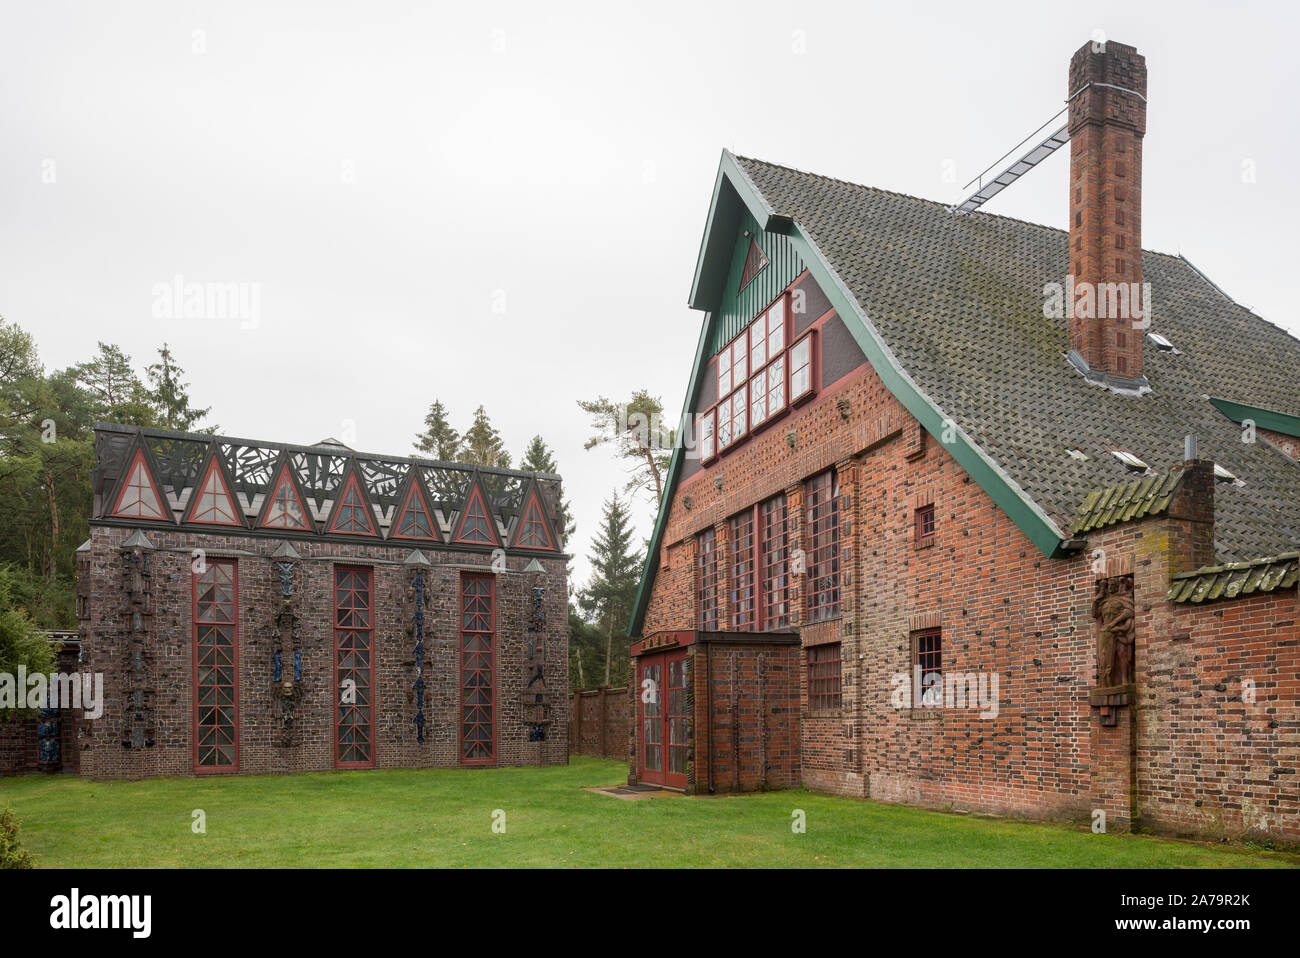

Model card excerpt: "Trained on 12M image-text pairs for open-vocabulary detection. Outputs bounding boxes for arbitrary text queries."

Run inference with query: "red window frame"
[704,291,805,460]
[915,503,936,544]
[111,449,168,521]
[914,628,943,705]
[460,572,497,764]
[729,510,756,628]
[759,495,790,629]
[193,559,239,772]
[188,458,241,526]
[696,527,718,631]
[807,642,842,712]
[805,470,841,621]
[261,465,312,531]
[334,565,375,768]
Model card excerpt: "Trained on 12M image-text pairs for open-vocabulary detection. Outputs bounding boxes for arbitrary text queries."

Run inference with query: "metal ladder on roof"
[950,109,1070,215]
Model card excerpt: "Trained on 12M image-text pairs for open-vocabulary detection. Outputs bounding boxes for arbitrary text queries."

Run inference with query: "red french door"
[638,649,688,788]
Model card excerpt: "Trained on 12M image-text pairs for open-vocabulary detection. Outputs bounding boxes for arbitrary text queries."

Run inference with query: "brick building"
[628,40,1300,841]
[60,422,567,779]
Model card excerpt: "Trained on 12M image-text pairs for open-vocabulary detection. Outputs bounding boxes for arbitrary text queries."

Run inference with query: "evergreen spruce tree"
[578,491,643,686]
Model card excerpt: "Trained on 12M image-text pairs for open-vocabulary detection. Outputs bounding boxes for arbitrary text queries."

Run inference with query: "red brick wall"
[78,525,568,779]
[568,687,629,760]
[686,639,801,794]
[1257,426,1299,461]
[640,338,1300,839]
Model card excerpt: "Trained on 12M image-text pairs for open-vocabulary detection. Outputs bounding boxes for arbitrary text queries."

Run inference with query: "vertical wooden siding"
[707,210,806,355]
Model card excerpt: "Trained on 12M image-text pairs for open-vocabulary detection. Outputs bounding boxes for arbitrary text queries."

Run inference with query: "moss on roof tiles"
[734,155,1300,564]
[1071,467,1182,534]
[1165,552,1299,604]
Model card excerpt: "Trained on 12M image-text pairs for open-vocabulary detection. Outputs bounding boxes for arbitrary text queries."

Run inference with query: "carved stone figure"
[1093,576,1135,687]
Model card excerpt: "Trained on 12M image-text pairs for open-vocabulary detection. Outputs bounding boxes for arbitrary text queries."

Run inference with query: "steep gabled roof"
[628,150,1300,635]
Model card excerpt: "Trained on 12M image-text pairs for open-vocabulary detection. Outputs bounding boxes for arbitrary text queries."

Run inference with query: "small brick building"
[629,40,1300,842]
[63,423,567,779]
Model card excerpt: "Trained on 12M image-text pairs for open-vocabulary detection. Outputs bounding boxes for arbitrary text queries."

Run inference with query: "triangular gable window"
[453,481,499,546]
[327,472,377,536]
[111,449,168,521]
[187,457,242,526]
[260,465,312,531]
[392,476,437,541]
[512,487,555,551]
[739,239,769,291]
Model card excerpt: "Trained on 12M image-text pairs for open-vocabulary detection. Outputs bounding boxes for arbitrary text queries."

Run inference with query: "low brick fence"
[568,687,630,760]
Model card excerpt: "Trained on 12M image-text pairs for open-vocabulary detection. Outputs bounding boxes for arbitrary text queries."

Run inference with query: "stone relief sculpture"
[1092,576,1135,687]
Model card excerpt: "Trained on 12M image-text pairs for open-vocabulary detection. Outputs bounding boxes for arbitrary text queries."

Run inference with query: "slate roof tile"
[735,155,1300,563]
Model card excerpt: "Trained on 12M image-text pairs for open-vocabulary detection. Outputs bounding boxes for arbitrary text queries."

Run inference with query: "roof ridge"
[732,153,1212,263]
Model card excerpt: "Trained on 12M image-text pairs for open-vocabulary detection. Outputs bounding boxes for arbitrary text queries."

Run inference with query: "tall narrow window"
[806,471,840,621]
[193,560,238,771]
[730,510,756,628]
[914,628,943,706]
[460,573,496,764]
[698,408,716,463]
[696,527,718,631]
[334,566,374,767]
[790,333,814,402]
[807,642,842,712]
[759,494,789,629]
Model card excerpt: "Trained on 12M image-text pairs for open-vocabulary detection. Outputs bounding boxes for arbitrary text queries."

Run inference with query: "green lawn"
[1,757,1294,868]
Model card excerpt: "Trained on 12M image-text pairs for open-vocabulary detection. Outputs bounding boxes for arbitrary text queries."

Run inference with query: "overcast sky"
[3,0,1297,590]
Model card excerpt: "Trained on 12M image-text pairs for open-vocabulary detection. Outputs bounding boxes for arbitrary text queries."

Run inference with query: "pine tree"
[578,491,644,686]
[146,343,211,431]
[519,434,574,548]
[578,389,673,509]
[74,343,155,425]
[460,405,511,469]
[414,399,461,461]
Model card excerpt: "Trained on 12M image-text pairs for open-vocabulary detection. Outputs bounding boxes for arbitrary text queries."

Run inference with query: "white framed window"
[750,313,768,370]
[732,334,748,385]
[698,409,715,462]
[790,333,814,402]
[768,355,786,414]
[702,291,812,462]
[750,371,767,426]
[767,298,785,354]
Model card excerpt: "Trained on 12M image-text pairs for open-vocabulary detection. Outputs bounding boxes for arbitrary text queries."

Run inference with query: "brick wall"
[0,719,38,776]
[77,525,568,779]
[685,637,801,794]
[640,324,1300,839]
[568,686,629,760]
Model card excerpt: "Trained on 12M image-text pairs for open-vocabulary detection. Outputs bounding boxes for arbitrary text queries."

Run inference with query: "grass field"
[1,757,1294,868]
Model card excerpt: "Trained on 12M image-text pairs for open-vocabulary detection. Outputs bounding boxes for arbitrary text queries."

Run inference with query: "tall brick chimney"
[1066,40,1148,389]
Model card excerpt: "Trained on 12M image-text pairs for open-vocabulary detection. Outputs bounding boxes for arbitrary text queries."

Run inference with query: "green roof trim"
[1208,396,1300,440]
[1166,552,1299,604]
[1071,467,1183,534]
[627,151,1071,637]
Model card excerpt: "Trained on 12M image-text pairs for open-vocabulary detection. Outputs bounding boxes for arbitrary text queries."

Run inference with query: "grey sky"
[3,0,1296,591]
